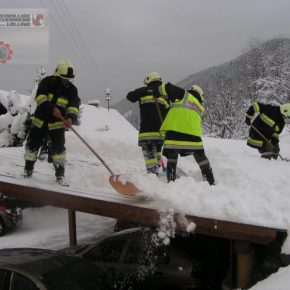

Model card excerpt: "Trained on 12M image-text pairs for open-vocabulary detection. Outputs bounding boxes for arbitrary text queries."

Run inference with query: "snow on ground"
[1,95,290,289]
[250,266,290,290]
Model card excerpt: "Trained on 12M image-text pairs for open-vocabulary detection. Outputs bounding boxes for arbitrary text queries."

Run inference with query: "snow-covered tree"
[0,90,29,147]
[0,66,46,147]
[175,37,290,139]
[27,66,46,114]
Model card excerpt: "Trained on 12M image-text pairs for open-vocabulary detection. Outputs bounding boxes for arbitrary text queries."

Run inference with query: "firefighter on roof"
[149,82,215,185]
[24,59,80,184]
[127,72,169,175]
[245,102,290,160]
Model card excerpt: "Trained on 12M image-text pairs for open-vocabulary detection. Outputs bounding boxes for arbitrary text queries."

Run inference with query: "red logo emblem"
[32,14,44,26]
[0,41,13,64]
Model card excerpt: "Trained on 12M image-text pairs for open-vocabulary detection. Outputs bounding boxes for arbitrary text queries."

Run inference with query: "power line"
[48,0,104,90]
[48,0,99,82]
[38,0,104,92]
[58,0,107,88]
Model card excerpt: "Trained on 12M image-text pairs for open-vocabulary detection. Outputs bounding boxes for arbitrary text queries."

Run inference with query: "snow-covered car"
[0,196,22,236]
[62,227,204,290]
[0,248,106,290]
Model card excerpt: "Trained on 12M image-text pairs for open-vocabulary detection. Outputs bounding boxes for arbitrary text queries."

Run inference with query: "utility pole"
[105,88,111,112]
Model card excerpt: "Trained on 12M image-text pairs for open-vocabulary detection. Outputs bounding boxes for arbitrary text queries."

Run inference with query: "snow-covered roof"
[1,90,290,289]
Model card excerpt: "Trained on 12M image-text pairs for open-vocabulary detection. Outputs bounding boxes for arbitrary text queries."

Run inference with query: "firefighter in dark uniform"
[24,59,80,183]
[149,82,215,185]
[245,102,290,159]
[127,72,169,175]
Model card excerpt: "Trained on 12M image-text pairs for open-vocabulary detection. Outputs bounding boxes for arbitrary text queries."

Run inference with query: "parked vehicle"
[63,227,204,290]
[0,248,106,290]
[0,196,22,236]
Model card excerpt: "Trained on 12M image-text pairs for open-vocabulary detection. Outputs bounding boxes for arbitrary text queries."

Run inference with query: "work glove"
[52,107,62,119]
[245,118,251,126]
[64,118,72,128]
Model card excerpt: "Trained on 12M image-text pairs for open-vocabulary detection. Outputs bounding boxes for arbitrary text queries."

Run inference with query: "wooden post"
[68,209,77,246]
[235,240,255,288]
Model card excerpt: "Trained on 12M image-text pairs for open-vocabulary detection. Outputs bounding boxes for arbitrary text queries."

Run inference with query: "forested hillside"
[114,38,290,139]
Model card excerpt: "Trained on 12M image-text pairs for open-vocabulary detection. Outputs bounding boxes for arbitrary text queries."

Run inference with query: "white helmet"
[280,103,290,118]
[189,85,204,101]
[144,72,161,85]
[54,59,75,79]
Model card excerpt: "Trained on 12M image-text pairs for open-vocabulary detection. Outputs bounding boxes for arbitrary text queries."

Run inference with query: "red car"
[0,195,22,236]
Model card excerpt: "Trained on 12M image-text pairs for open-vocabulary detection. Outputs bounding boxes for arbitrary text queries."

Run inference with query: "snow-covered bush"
[0,90,31,147]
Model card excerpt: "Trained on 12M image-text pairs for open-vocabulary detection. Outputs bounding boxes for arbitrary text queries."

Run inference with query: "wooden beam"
[183,215,278,244]
[0,180,283,244]
[68,209,77,246]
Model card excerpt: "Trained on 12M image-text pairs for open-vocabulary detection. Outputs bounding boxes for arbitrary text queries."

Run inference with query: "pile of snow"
[1,92,290,289]
[250,266,290,290]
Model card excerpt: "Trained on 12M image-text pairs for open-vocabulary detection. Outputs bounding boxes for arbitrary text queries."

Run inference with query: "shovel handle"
[251,125,286,161]
[69,126,114,175]
[57,115,142,195]
[154,97,164,123]
[59,116,115,175]
[251,125,273,148]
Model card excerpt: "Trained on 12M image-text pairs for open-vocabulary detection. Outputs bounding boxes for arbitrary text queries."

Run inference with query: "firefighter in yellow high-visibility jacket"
[149,82,215,185]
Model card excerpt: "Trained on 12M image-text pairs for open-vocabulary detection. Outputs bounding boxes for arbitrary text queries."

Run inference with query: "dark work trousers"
[25,125,66,166]
[164,149,214,184]
[164,149,210,170]
[140,142,163,174]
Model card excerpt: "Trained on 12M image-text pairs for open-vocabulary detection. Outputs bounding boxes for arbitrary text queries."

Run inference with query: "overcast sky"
[1,0,290,104]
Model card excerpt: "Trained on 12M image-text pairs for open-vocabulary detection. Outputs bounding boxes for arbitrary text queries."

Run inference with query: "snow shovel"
[61,118,142,196]
[154,97,165,124]
[251,125,290,162]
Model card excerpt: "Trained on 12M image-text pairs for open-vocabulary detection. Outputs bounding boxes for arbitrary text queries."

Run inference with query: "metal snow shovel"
[251,125,290,162]
[61,117,142,196]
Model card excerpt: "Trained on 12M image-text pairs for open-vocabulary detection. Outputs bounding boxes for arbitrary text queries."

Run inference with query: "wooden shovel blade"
[109,175,142,197]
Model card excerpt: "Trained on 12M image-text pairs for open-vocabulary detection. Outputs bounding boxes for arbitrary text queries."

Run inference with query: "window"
[84,239,127,263]
[10,272,38,290]
[43,260,103,290]
[0,269,11,290]
[123,238,143,264]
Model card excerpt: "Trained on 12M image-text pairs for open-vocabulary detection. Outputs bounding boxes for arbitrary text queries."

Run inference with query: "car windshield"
[42,260,103,290]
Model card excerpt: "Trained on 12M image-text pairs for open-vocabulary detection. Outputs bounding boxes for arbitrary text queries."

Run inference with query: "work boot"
[38,146,48,161]
[54,164,65,181]
[167,162,177,182]
[54,164,69,186]
[147,164,159,176]
[47,152,53,163]
[202,167,215,186]
[261,152,272,160]
[24,160,35,178]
